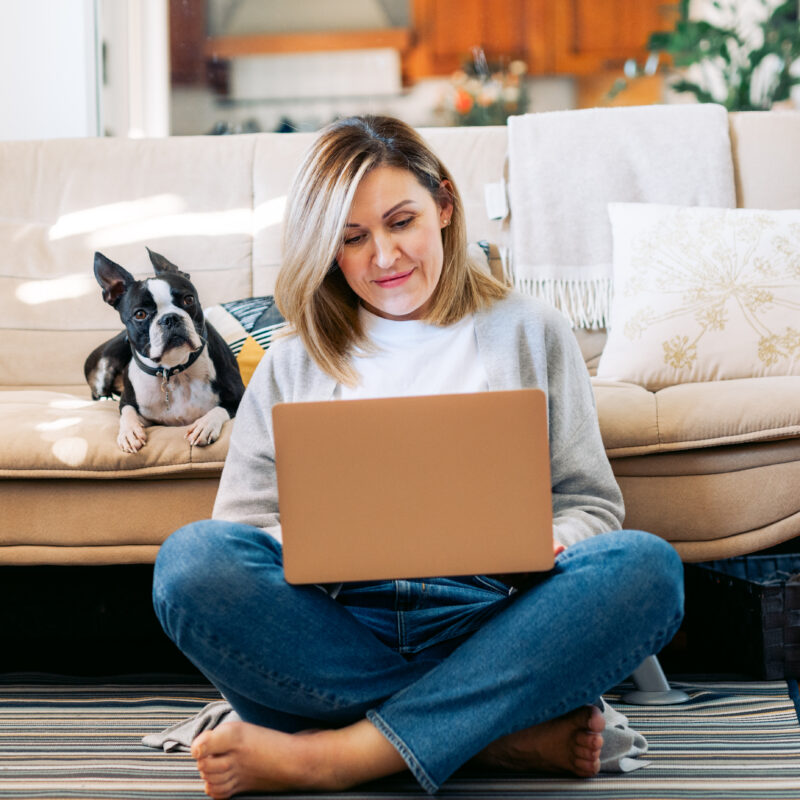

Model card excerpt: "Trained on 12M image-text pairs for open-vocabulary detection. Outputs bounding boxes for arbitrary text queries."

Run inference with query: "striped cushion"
[205,296,287,385]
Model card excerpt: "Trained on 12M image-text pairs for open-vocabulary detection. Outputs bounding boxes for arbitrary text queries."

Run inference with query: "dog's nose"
[159,314,181,329]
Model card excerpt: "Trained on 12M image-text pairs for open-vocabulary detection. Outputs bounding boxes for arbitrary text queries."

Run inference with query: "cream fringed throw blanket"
[507,103,737,328]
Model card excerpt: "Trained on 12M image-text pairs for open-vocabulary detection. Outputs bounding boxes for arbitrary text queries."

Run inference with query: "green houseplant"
[610,0,800,110]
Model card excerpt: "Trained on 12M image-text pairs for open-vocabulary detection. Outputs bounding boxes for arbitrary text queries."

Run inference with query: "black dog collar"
[131,334,207,381]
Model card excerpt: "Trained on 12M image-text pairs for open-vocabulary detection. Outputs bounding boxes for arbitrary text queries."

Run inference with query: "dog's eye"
[133,310,148,321]
[183,295,195,307]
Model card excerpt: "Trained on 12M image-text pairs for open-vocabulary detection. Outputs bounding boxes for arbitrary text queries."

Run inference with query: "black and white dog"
[85,249,244,453]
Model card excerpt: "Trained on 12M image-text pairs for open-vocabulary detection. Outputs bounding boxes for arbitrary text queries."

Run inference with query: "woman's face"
[336,166,452,321]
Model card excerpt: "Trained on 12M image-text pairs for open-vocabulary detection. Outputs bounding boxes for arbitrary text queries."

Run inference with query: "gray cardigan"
[213,291,624,549]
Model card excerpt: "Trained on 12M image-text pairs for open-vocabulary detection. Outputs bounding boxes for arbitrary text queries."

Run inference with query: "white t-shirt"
[334,306,489,400]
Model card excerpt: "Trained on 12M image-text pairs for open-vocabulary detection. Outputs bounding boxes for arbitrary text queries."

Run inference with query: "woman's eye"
[344,233,364,246]
[392,216,414,230]
[133,310,147,321]
[183,295,195,306]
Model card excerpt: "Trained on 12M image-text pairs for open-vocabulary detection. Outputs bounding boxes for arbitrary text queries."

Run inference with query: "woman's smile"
[374,268,415,288]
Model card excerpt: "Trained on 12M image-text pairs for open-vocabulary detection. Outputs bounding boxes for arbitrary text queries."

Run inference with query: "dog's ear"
[147,247,191,279]
[94,252,135,308]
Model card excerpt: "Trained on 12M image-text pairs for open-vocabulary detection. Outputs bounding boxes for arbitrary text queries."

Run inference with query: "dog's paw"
[118,406,148,453]
[186,408,229,447]
[118,425,147,453]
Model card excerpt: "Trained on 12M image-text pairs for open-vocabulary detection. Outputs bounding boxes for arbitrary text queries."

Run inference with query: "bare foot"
[474,705,605,778]
[191,718,406,799]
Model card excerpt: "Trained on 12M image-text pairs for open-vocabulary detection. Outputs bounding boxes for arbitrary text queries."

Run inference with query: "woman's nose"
[373,232,398,269]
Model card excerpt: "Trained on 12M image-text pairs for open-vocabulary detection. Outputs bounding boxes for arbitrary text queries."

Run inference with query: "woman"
[153,115,684,798]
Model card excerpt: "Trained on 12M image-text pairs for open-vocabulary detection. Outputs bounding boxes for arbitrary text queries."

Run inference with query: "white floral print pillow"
[597,203,800,391]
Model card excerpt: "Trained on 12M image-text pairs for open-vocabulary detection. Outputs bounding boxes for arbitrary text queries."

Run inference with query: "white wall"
[99,0,169,138]
[0,0,100,139]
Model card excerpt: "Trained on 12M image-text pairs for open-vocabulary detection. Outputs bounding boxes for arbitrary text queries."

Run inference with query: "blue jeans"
[152,522,683,794]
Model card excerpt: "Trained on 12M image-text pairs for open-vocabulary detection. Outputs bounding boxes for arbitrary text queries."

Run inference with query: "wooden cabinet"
[550,0,673,74]
[406,0,674,80]
[405,0,528,78]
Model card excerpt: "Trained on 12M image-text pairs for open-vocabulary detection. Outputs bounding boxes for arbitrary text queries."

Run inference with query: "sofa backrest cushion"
[0,135,257,388]
[730,111,800,211]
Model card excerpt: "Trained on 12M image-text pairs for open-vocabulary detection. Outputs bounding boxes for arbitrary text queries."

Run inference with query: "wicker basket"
[684,555,800,680]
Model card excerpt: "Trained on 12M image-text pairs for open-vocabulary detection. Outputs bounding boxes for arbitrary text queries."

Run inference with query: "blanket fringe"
[513,276,612,330]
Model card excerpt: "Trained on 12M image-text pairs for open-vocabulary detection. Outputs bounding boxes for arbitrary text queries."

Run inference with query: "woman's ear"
[438,179,454,227]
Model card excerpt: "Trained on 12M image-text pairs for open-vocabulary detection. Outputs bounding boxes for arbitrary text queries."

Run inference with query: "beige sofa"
[2,111,800,566]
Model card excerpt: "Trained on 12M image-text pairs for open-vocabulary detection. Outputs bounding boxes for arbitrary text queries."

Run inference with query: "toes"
[198,752,243,799]
[575,730,603,750]
[574,743,600,761]
[191,730,212,760]
[197,754,232,777]
[585,705,605,733]
[203,775,239,800]
[572,756,601,778]
[197,721,244,757]
[573,727,603,777]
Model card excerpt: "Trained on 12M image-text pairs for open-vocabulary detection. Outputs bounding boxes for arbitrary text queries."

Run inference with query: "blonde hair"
[275,115,509,385]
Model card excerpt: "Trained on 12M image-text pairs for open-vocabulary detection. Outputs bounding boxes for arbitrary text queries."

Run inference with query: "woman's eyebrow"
[382,200,414,219]
[345,200,416,227]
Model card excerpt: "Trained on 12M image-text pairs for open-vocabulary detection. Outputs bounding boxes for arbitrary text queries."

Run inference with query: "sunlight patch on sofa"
[36,417,82,432]
[51,437,89,467]
[87,208,253,249]
[254,196,287,234]
[48,195,186,241]
[16,274,95,305]
[49,398,97,410]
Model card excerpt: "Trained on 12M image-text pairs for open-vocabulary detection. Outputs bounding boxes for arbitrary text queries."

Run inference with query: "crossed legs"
[153,522,683,795]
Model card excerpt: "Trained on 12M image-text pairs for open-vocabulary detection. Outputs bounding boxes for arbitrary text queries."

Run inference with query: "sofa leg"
[622,655,690,705]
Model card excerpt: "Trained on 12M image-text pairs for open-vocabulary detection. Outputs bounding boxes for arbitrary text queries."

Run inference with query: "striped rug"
[1,676,799,799]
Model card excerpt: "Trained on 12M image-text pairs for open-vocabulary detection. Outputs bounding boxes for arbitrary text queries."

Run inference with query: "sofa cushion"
[0,391,228,478]
[594,375,800,457]
[1,476,218,564]
[610,437,800,562]
[729,111,800,210]
[205,295,287,386]
[598,203,800,391]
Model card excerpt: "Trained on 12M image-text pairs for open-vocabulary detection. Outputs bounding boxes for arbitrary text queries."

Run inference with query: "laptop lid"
[273,389,553,584]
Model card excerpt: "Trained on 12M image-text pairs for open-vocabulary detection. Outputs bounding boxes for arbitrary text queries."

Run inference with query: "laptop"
[272,389,553,584]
